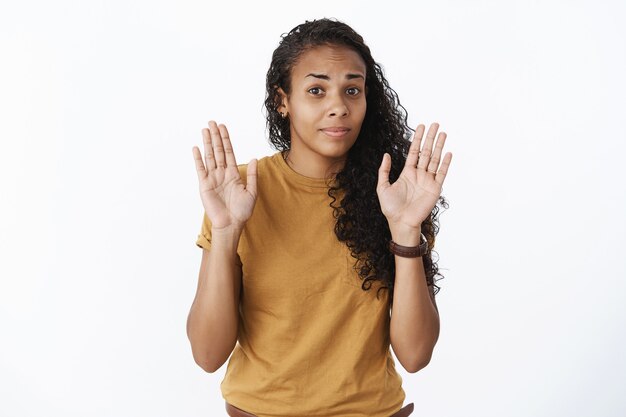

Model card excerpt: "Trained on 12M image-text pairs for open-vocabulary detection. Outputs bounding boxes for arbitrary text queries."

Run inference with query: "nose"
[327,92,349,117]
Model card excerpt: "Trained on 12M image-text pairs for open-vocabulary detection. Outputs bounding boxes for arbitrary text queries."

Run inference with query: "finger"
[405,124,425,168]
[435,152,452,185]
[246,158,258,198]
[192,145,208,179]
[201,127,216,171]
[427,131,447,174]
[209,120,226,169]
[377,153,391,190]
[417,122,439,171]
[218,123,238,168]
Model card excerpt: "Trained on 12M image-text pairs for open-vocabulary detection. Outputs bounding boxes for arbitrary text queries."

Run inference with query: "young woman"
[187,18,452,417]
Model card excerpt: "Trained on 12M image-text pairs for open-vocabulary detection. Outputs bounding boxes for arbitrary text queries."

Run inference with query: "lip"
[320,127,351,137]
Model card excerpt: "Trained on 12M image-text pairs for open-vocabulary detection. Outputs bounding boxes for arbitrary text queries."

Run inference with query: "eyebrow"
[305,73,365,81]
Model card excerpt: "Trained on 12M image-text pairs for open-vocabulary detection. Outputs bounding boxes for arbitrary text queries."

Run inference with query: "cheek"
[289,110,316,135]
[296,105,321,127]
[354,100,367,120]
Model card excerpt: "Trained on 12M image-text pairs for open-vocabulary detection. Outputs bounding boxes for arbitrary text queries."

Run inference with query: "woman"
[187,18,452,417]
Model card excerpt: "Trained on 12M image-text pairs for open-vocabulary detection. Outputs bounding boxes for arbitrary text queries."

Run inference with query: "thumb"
[246,159,258,198]
[377,153,391,191]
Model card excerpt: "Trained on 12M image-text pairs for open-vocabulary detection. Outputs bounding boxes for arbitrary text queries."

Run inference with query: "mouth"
[320,127,351,138]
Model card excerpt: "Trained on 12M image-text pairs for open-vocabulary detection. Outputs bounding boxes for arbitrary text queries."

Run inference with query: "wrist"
[210,224,244,250]
[389,223,422,247]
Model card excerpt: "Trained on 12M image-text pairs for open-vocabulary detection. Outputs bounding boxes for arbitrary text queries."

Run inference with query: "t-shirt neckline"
[273,151,337,189]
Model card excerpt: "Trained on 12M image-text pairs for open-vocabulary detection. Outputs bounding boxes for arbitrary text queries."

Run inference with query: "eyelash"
[307,87,361,96]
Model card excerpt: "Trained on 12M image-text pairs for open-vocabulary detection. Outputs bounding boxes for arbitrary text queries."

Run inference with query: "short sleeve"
[195,211,212,250]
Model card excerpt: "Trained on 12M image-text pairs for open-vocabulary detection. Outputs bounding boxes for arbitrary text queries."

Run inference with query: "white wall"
[1,1,625,416]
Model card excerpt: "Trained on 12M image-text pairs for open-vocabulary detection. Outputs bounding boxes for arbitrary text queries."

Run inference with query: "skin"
[276,44,367,179]
[188,43,453,373]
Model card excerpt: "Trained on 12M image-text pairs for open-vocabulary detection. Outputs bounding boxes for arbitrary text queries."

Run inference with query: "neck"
[283,149,346,179]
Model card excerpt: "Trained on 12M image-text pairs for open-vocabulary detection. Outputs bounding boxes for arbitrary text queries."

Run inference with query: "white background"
[1,1,625,416]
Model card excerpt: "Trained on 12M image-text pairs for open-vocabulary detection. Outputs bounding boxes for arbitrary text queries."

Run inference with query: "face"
[278,44,367,173]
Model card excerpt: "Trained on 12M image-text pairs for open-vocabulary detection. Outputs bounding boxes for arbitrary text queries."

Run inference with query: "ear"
[276,86,289,113]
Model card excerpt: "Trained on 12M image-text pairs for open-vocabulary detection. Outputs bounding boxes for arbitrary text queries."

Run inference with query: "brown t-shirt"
[195,151,405,417]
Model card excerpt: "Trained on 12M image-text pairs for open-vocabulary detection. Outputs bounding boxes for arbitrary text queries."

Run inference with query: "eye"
[346,87,361,96]
[308,87,323,95]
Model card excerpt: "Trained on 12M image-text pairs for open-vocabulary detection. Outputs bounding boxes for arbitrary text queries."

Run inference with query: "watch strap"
[389,233,428,258]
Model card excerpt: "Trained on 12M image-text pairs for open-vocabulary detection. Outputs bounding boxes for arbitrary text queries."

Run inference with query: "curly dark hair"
[263,18,449,304]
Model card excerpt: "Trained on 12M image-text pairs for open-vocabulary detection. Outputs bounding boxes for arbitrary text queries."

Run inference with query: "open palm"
[192,121,258,230]
[377,123,452,229]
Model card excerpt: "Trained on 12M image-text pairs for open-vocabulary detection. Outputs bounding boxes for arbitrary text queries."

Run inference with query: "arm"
[186,226,243,373]
[388,226,440,374]
[375,122,452,373]
[188,120,258,373]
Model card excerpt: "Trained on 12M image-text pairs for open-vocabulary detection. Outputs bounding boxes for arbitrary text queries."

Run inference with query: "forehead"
[291,44,366,79]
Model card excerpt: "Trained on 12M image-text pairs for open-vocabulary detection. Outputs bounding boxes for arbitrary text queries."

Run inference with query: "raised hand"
[192,120,258,230]
[376,122,452,232]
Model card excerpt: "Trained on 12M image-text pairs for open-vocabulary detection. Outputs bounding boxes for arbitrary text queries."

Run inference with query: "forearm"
[389,225,440,373]
[187,226,242,372]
